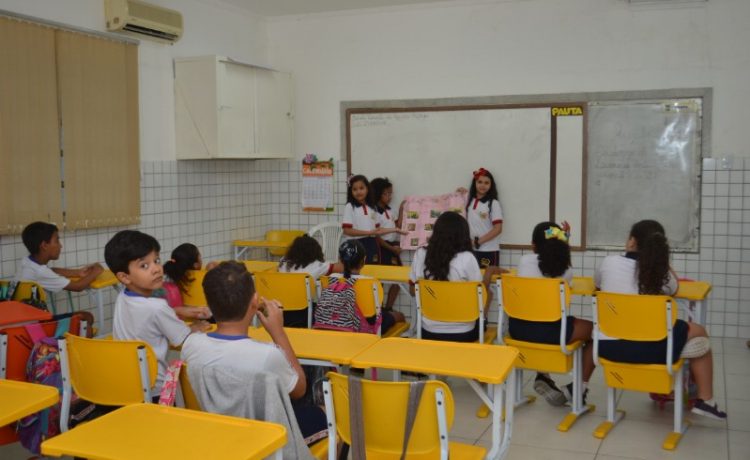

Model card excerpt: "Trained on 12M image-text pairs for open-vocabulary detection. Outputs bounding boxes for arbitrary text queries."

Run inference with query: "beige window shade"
[0,17,63,235]
[56,30,140,230]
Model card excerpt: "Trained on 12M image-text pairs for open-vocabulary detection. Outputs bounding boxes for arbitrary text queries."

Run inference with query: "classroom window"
[0,15,140,235]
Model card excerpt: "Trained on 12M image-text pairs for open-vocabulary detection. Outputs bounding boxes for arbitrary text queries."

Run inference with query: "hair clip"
[346,174,355,187]
[473,167,489,180]
[544,227,569,243]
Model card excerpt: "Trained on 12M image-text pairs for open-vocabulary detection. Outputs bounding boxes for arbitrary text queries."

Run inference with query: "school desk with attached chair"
[360,265,414,334]
[0,380,59,426]
[349,337,519,460]
[233,229,305,260]
[41,403,287,460]
[247,326,381,369]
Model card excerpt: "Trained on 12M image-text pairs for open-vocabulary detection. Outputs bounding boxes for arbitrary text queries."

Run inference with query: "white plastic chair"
[308,222,343,263]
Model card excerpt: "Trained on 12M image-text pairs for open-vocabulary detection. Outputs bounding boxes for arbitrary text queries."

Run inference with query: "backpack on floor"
[17,319,92,454]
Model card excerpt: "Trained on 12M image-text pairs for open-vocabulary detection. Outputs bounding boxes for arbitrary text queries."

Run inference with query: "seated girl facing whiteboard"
[162,243,215,320]
[278,235,343,327]
[513,222,595,406]
[595,219,726,420]
[341,174,405,264]
[409,211,494,342]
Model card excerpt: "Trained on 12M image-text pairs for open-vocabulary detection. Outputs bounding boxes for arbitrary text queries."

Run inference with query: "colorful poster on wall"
[302,160,334,212]
[400,191,467,249]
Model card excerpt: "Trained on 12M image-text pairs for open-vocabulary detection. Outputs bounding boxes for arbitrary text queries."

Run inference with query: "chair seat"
[504,337,583,374]
[382,321,410,338]
[308,438,329,460]
[599,357,684,394]
[363,441,487,460]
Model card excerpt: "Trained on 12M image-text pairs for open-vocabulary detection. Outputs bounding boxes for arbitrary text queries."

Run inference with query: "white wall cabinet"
[174,56,293,159]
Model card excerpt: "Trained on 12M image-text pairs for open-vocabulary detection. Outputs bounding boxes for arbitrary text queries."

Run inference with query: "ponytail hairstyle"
[424,211,473,280]
[338,240,366,279]
[466,167,499,213]
[531,222,571,278]
[163,243,201,292]
[346,174,372,208]
[281,235,325,271]
[370,177,393,213]
[629,220,671,295]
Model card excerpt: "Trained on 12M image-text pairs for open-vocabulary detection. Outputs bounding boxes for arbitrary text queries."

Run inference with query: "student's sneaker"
[691,400,727,420]
[562,382,589,406]
[533,373,567,406]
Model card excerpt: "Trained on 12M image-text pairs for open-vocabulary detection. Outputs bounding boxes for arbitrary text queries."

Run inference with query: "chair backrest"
[415,279,486,323]
[326,372,454,457]
[61,333,157,406]
[181,269,208,307]
[10,281,49,303]
[499,274,570,322]
[253,271,313,312]
[594,291,676,342]
[179,363,202,411]
[308,222,344,262]
[266,230,305,257]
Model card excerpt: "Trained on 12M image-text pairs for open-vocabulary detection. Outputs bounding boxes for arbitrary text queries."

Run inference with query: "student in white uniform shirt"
[15,221,104,295]
[342,174,404,264]
[595,219,726,420]
[514,222,595,406]
[464,168,503,268]
[370,177,404,311]
[104,230,209,397]
[409,211,489,342]
[278,235,343,327]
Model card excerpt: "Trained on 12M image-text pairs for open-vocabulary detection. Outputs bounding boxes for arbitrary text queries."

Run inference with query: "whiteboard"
[586,99,702,250]
[349,107,584,247]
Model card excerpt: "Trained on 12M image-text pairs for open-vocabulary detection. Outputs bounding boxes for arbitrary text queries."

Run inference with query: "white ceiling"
[222,0,462,17]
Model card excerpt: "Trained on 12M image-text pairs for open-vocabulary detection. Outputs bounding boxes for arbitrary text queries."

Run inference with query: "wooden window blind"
[0,14,139,234]
[0,17,63,234]
[56,30,140,229]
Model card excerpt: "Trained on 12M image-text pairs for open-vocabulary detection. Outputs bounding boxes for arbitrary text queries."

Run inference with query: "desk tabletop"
[0,380,59,426]
[233,240,292,249]
[41,403,286,460]
[67,269,119,290]
[0,301,53,327]
[248,327,380,365]
[360,265,410,282]
[243,260,279,273]
[676,280,712,301]
[351,337,518,384]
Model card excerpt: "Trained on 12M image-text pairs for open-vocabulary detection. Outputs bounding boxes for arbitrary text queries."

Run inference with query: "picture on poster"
[400,192,467,249]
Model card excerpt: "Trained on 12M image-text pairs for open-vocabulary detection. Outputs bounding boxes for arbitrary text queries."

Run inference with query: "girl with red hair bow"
[464,167,503,268]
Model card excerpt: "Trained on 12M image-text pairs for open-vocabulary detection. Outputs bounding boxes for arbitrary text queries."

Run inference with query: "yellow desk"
[68,270,120,336]
[243,260,279,274]
[676,280,712,324]
[41,403,286,460]
[351,337,518,460]
[360,265,415,334]
[0,380,59,426]
[234,240,292,260]
[248,326,380,367]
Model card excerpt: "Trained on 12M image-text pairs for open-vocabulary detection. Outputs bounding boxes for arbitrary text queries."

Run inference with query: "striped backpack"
[313,277,380,334]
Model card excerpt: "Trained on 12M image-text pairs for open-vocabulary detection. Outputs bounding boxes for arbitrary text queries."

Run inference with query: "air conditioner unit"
[105,0,183,43]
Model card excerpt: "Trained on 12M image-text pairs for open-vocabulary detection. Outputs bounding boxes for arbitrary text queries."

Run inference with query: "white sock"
[703,398,715,406]
[583,382,589,391]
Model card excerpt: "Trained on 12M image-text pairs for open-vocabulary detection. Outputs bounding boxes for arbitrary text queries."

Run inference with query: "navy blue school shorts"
[598,319,689,364]
[508,316,576,345]
[473,250,499,268]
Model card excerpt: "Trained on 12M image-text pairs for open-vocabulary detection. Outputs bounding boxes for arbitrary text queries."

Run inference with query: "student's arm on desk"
[57,263,104,292]
[257,298,306,400]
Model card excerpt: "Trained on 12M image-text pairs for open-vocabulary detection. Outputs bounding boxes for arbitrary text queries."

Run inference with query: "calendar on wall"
[301,160,334,212]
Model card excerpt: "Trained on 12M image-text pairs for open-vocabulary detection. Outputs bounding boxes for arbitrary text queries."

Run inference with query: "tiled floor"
[0,338,747,459]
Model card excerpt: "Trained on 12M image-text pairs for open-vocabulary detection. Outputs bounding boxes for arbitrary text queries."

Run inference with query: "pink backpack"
[162,282,183,308]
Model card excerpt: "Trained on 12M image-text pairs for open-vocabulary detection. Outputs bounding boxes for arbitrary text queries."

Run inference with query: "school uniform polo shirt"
[466,198,503,252]
[342,202,379,241]
[377,206,400,243]
[517,254,573,284]
[278,260,334,279]
[14,256,70,293]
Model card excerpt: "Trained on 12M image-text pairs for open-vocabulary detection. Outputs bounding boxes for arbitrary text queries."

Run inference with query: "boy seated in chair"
[15,221,104,293]
[181,261,327,450]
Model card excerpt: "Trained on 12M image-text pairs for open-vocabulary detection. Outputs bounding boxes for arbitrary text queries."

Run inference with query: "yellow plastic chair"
[254,271,315,328]
[323,372,485,460]
[592,291,688,450]
[414,280,497,344]
[495,275,594,430]
[319,276,410,337]
[57,333,157,432]
[180,269,208,307]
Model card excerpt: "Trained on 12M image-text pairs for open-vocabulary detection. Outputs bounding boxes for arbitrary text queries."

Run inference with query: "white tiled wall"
[2,157,749,339]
